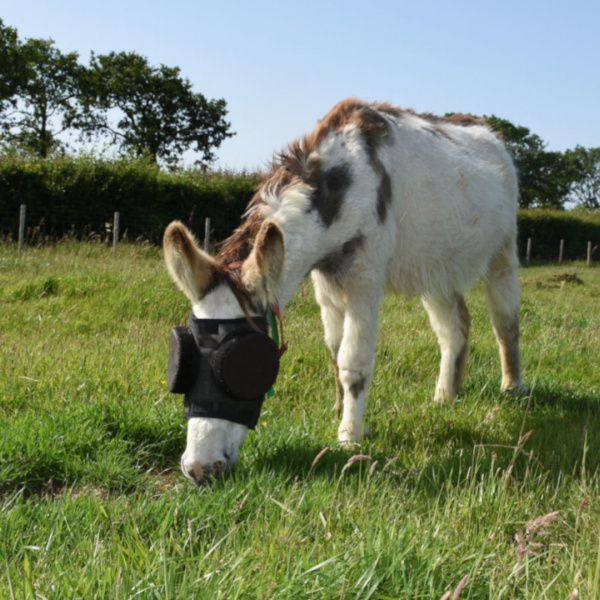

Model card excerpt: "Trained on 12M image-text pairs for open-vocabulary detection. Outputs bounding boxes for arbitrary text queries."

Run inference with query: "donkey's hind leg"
[313,273,345,415]
[484,242,524,393]
[422,294,470,401]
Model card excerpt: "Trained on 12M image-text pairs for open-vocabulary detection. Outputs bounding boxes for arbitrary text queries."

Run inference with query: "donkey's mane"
[215,192,266,268]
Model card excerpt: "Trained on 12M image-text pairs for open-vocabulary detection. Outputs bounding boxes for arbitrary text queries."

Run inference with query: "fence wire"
[1,206,598,265]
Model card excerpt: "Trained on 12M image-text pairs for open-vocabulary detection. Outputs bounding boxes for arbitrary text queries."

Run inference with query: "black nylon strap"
[183,396,264,429]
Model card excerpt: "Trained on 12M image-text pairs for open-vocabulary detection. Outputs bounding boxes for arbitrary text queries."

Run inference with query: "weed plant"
[0,242,599,599]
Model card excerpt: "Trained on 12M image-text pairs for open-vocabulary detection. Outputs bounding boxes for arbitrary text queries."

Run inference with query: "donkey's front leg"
[336,291,381,447]
[313,273,346,416]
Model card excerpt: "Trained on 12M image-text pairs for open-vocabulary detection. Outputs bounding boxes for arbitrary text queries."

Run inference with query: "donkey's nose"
[182,458,227,485]
[183,462,205,484]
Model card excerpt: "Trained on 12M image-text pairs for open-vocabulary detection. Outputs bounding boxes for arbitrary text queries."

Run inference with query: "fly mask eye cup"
[167,315,280,429]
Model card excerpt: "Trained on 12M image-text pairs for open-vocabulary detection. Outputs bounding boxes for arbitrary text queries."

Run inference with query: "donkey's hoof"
[339,439,360,451]
[433,390,455,403]
[502,382,528,398]
[337,423,368,449]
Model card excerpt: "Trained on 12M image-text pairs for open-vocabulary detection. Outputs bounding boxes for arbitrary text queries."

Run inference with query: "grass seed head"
[311,447,329,468]
[341,454,372,473]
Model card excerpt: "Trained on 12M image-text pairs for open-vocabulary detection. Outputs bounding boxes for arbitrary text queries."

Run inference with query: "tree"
[0,20,26,117]
[1,35,83,157]
[83,51,233,166]
[565,146,600,210]
[485,116,578,209]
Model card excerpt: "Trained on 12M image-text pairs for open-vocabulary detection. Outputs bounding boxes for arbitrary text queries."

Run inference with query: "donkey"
[164,98,524,484]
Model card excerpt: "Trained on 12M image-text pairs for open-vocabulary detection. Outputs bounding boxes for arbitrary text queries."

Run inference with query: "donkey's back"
[381,107,519,298]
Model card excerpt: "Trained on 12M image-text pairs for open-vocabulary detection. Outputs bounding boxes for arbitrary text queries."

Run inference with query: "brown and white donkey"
[164,98,524,484]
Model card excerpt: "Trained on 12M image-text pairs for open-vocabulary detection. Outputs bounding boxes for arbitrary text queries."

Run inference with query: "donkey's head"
[163,220,284,484]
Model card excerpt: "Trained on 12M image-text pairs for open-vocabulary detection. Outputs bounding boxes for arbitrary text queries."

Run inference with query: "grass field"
[1,242,599,599]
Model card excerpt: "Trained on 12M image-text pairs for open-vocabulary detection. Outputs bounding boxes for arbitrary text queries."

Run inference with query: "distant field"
[1,242,599,599]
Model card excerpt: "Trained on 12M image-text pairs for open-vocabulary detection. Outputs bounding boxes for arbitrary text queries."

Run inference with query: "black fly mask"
[167,314,280,429]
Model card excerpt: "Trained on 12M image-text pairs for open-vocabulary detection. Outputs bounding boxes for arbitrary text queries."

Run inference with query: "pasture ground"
[0,242,599,599]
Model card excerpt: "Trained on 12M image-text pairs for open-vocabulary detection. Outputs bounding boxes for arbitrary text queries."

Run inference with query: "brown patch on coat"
[320,101,396,222]
[329,346,344,417]
[310,98,382,148]
[314,233,365,283]
[354,105,392,164]
[311,100,395,221]
[350,377,366,398]
[408,111,487,145]
[375,102,405,119]
[452,296,471,395]
[310,163,353,226]
[496,315,521,389]
[322,100,394,168]
[376,169,392,222]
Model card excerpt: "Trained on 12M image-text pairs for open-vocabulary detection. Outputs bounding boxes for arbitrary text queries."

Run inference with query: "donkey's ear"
[242,219,285,301]
[163,221,215,304]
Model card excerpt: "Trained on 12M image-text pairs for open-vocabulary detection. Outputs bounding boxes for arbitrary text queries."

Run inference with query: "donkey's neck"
[218,184,344,313]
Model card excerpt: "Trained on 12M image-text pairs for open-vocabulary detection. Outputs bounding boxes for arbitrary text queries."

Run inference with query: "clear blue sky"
[3,0,599,171]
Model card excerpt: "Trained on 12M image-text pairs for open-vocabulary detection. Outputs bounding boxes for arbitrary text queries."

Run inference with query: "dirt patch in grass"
[529,271,586,289]
[549,272,585,285]
[2,470,183,503]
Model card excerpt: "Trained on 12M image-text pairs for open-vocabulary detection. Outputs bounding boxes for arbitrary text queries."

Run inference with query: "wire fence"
[0,205,217,249]
[1,205,598,266]
[0,208,145,244]
[518,238,599,265]
[0,205,214,254]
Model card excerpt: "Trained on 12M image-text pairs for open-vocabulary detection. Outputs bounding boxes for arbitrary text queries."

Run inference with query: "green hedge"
[0,154,259,243]
[1,155,599,262]
[517,209,600,261]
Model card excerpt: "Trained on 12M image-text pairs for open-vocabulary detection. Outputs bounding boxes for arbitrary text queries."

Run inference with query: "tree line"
[481,116,599,211]
[0,19,233,167]
[1,19,599,210]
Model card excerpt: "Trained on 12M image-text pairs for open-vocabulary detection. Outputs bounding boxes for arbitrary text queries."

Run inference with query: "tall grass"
[0,242,599,599]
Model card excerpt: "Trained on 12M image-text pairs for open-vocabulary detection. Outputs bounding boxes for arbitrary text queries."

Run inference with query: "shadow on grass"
[0,400,186,498]
[3,383,598,499]
[526,383,600,414]
[241,383,600,498]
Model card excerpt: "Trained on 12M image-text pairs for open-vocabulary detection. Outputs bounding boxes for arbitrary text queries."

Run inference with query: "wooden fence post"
[588,241,593,266]
[18,204,26,256]
[204,217,211,253]
[113,212,120,254]
[559,239,564,265]
[526,238,532,266]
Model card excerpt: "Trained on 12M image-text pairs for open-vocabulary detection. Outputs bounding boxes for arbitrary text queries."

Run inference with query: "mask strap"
[268,302,288,358]
[266,302,286,400]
